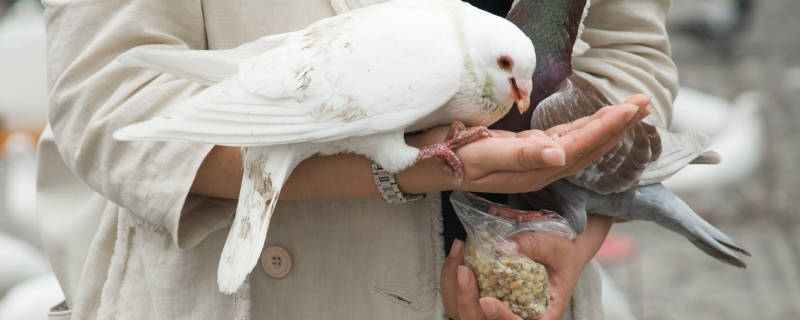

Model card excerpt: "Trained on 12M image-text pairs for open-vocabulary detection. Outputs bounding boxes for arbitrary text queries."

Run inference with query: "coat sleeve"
[44,0,234,249]
[573,0,679,128]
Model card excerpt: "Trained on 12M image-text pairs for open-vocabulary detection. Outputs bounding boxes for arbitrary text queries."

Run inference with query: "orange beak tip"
[516,99,528,114]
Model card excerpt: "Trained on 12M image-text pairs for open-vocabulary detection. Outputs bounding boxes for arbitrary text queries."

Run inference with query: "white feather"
[218,145,309,293]
[118,31,301,85]
[114,0,536,294]
[664,90,763,193]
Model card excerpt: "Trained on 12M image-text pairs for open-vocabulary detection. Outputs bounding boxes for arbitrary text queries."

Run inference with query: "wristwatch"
[371,163,425,204]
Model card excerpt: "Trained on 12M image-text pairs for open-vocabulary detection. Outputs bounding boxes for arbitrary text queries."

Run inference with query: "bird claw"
[417,121,490,180]
[445,120,491,149]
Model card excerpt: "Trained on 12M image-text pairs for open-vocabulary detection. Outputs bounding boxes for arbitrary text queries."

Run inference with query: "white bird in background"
[0,232,49,295]
[0,273,64,320]
[0,0,49,128]
[115,0,536,294]
[664,89,763,193]
[3,133,38,246]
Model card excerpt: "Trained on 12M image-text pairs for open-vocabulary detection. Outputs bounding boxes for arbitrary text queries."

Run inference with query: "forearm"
[190,143,454,201]
[286,152,449,200]
[190,103,647,201]
[577,215,614,262]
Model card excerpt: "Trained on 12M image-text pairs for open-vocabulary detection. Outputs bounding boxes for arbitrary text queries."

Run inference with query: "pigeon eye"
[497,55,513,71]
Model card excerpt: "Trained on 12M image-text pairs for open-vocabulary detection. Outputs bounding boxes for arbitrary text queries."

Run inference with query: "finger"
[624,95,652,124]
[555,105,636,166]
[457,265,487,320]
[442,239,466,318]
[540,100,652,183]
[476,124,622,190]
[505,233,574,320]
[511,123,626,189]
[516,132,568,166]
[544,103,629,136]
[479,297,523,320]
[544,115,595,136]
[538,263,578,320]
[624,93,651,109]
[487,129,517,139]
[514,129,550,140]
[539,280,572,320]
[543,124,628,182]
[507,232,567,265]
[546,96,652,138]
[458,136,566,171]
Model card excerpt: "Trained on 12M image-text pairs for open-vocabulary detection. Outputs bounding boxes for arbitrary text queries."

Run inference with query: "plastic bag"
[450,191,575,320]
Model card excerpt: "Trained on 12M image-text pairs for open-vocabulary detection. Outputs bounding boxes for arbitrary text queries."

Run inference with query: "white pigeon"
[114,0,536,294]
[3,133,39,247]
[0,0,49,128]
[0,273,64,320]
[664,89,763,193]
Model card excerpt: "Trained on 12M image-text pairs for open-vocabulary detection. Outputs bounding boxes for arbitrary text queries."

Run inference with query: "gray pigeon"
[491,0,749,267]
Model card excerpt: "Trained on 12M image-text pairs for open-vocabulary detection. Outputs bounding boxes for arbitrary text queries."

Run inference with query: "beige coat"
[38,0,677,319]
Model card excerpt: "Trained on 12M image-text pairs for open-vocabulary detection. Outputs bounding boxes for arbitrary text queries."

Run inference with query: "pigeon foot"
[416,121,490,181]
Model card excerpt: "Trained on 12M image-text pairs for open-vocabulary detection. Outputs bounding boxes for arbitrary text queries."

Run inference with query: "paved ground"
[603,1,800,319]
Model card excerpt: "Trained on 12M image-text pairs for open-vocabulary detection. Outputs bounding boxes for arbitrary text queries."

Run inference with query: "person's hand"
[405,94,651,194]
[441,215,613,320]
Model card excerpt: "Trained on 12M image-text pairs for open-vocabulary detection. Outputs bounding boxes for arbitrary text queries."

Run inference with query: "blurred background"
[0,0,797,319]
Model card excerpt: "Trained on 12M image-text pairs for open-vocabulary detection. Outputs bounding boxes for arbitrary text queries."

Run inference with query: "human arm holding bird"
[109,0,659,294]
[41,0,675,317]
[190,101,648,201]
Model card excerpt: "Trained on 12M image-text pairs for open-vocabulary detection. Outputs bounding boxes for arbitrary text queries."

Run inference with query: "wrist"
[578,215,614,263]
[397,129,459,194]
[395,158,457,194]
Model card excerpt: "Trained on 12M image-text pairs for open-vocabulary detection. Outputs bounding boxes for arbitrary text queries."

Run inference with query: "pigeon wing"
[117,31,301,85]
[638,129,717,185]
[114,5,464,146]
[530,73,661,194]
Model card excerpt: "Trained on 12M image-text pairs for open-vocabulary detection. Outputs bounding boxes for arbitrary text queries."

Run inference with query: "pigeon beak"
[510,78,533,114]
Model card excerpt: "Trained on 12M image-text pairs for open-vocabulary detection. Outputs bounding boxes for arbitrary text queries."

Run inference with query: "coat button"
[261,245,292,279]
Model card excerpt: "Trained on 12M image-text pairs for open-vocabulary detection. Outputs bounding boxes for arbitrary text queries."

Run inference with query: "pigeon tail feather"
[542,181,748,267]
[117,31,301,85]
[112,117,174,141]
[119,46,241,85]
[217,146,304,294]
[628,183,748,268]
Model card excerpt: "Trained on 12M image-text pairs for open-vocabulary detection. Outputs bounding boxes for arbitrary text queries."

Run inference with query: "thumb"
[508,232,568,265]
